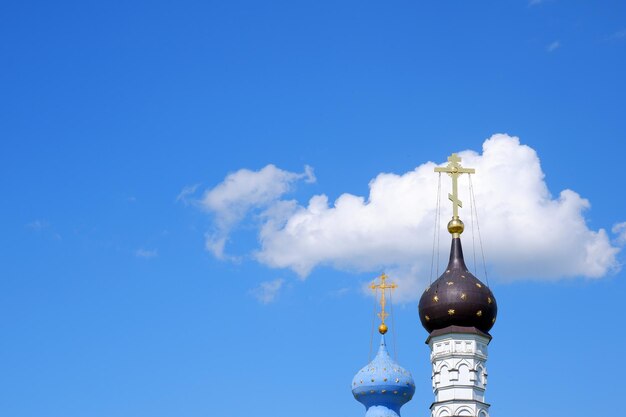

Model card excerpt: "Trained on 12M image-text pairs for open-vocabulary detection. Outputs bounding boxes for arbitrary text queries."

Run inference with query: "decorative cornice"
[425,325,492,344]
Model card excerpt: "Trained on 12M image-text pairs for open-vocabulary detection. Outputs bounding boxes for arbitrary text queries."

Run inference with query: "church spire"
[418,152,497,417]
[352,276,414,417]
[419,153,496,333]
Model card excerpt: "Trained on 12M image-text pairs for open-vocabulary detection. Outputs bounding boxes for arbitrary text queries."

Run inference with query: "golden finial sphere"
[447,218,464,235]
[378,323,388,334]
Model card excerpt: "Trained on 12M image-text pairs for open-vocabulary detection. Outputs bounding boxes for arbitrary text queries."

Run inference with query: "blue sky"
[1,1,626,416]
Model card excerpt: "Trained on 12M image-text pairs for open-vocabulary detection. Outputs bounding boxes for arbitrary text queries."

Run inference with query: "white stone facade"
[428,331,491,417]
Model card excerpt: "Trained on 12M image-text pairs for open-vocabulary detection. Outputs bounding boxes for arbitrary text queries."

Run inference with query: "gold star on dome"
[476,310,483,317]
[433,295,439,302]
[460,293,467,300]
[448,309,455,315]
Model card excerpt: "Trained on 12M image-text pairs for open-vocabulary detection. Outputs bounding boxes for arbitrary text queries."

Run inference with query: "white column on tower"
[428,329,491,417]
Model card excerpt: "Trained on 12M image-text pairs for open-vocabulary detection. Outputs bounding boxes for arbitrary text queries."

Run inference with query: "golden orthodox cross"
[370,273,397,334]
[434,153,475,219]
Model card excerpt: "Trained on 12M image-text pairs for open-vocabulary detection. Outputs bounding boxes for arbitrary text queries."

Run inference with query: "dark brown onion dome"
[419,238,497,334]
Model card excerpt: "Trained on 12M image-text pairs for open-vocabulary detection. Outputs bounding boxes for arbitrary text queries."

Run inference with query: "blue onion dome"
[352,335,415,417]
[418,237,497,334]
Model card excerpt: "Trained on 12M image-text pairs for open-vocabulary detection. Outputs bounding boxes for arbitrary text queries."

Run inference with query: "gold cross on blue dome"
[370,273,397,335]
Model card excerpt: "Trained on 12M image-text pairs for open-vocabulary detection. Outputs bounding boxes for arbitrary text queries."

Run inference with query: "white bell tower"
[418,153,498,417]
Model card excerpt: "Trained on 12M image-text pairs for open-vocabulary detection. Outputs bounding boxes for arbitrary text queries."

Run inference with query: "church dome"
[352,335,415,417]
[418,237,497,334]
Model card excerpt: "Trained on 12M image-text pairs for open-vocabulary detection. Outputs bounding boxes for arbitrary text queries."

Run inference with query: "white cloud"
[197,135,620,302]
[547,41,560,52]
[612,222,626,245]
[135,248,158,259]
[250,279,285,304]
[26,220,62,240]
[329,287,351,298]
[609,29,626,41]
[26,220,48,231]
[199,164,315,258]
[529,0,555,7]
[176,184,200,206]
